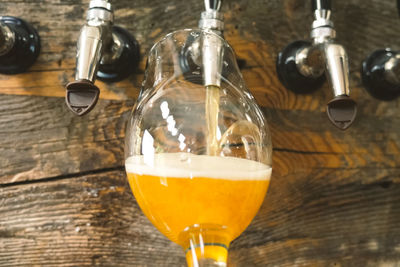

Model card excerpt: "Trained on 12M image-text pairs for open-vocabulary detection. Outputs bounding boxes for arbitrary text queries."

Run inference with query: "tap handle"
[65,0,140,116]
[66,80,100,116]
[312,0,331,12]
[327,96,357,130]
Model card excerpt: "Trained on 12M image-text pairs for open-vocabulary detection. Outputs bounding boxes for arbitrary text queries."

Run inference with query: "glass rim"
[147,28,234,56]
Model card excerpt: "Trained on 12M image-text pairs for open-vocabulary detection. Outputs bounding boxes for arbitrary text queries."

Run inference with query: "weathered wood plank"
[1,93,399,185]
[0,170,186,267]
[0,95,132,184]
[0,0,399,108]
[1,167,400,266]
[0,0,400,266]
[229,169,400,266]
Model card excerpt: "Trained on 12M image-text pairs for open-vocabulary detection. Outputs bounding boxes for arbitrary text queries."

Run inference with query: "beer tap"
[178,0,224,87]
[361,0,400,101]
[200,0,223,34]
[123,1,273,265]
[276,0,357,130]
[200,0,224,89]
[0,16,40,74]
[66,0,140,116]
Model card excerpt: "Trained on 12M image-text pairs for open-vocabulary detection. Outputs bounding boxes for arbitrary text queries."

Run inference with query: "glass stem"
[185,237,228,267]
[181,225,230,267]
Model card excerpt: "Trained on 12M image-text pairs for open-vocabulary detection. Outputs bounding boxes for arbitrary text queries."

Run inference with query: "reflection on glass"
[125,29,272,267]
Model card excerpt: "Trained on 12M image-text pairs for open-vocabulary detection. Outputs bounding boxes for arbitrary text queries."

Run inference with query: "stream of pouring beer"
[205,85,220,156]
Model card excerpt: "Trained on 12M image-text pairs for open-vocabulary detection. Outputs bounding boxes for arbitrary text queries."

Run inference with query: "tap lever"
[327,95,357,130]
[66,0,140,116]
[276,0,356,129]
[66,80,100,116]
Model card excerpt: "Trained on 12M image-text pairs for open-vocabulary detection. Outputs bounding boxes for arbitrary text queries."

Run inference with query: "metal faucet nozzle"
[66,0,140,116]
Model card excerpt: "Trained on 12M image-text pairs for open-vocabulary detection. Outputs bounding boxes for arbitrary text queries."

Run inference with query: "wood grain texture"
[1,93,399,186]
[0,0,398,105]
[0,170,186,267]
[0,95,133,184]
[1,165,400,266]
[0,0,400,266]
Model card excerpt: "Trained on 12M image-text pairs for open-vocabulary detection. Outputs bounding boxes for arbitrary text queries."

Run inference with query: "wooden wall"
[1,0,400,266]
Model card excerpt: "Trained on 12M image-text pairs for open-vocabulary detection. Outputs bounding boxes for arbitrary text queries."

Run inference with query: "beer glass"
[125,29,272,266]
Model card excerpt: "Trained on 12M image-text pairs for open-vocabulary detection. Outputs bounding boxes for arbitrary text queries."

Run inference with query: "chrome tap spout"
[66,0,140,116]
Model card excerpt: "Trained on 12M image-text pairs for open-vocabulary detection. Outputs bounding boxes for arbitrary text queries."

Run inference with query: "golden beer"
[125,153,271,263]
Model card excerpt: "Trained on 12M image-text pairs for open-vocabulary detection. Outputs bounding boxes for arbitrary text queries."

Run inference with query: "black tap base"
[361,49,400,101]
[97,26,140,83]
[276,40,325,94]
[0,16,40,74]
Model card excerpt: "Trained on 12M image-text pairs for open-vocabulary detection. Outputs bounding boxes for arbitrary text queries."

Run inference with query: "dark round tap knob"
[361,49,400,101]
[276,40,325,94]
[97,26,140,82]
[0,16,40,74]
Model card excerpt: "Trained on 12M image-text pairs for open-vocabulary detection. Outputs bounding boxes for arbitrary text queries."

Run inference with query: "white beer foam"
[125,153,271,181]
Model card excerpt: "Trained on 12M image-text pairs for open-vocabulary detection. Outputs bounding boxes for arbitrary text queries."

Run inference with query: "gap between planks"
[0,166,125,188]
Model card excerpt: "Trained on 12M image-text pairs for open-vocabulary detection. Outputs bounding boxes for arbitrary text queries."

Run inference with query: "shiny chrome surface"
[75,25,104,81]
[202,32,224,87]
[199,0,224,87]
[198,11,224,33]
[311,27,336,44]
[100,32,123,65]
[295,46,325,78]
[312,0,333,28]
[199,0,224,33]
[314,9,331,21]
[89,0,112,11]
[0,21,15,56]
[384,53,400,85]
[302,0,351,98]
[74,0,115,82]
[324,43,350,97]
[204,0,222,12]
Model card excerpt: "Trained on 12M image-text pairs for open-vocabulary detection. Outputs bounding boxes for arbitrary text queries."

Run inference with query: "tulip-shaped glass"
[125,29,272,267]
